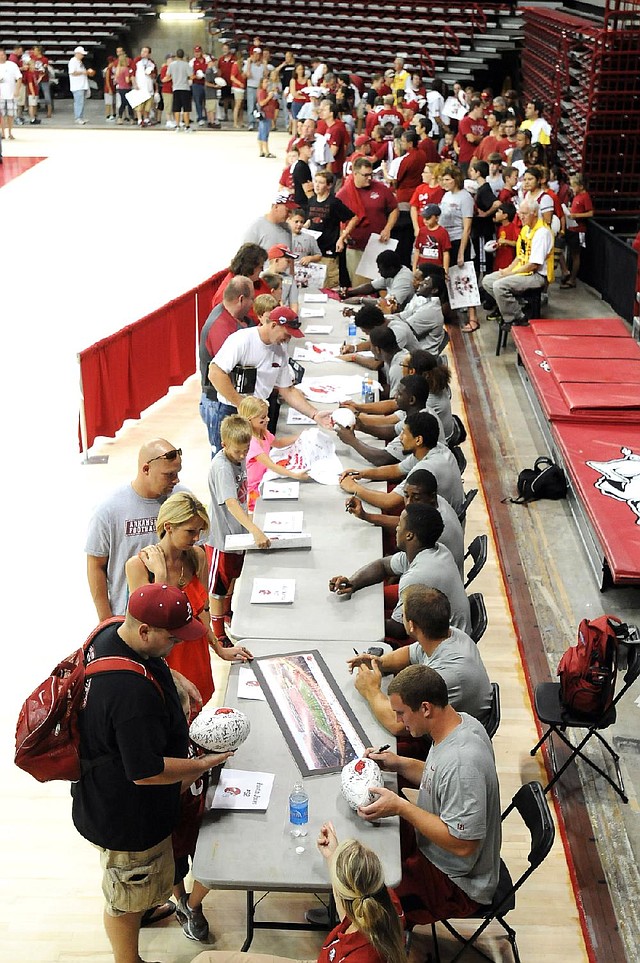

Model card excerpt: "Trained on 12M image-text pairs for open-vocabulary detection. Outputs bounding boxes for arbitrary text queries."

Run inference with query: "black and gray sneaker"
[176,894,210,942]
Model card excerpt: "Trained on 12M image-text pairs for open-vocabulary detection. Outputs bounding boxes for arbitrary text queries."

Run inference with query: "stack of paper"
[304,292,328,303]
[250,578,296,604]
[237,667,267,701]
[305,324,333,335]
[224,532,311,551]
[264,511,303,532]
[301,307,326,319]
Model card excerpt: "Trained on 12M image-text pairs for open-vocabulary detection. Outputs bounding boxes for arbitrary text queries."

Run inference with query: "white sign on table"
[305,324,333,334]
[304,292,328,304]
[261,480,300,499]
[207,769,275,810]
[250,578,296,604]
[237,666,267,701]
[263,511,304,533]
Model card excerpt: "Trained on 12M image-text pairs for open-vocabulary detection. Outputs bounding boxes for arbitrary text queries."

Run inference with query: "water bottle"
[348,319,357,345]
[289,781,309,836]
[361,377,374,404]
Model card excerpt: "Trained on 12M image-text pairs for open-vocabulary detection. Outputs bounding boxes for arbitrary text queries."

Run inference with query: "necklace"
[178,562,186,588]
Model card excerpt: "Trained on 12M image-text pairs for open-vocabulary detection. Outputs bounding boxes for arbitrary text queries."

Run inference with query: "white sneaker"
[184,126,194,133]
[75,118,87,125]
[197,119,206,126]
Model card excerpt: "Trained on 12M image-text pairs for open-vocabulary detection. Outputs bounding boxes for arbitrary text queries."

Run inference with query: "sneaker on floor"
[184,126,194,133]
[197,119,206,126]
[176,895,210,942]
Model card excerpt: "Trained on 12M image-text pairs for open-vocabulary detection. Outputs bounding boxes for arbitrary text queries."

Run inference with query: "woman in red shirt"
[230,54,246,129]
[410,162,445,235]
[316,823,406,963]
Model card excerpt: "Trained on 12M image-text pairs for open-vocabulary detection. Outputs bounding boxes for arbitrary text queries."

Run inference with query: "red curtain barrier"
[79,272,227,452]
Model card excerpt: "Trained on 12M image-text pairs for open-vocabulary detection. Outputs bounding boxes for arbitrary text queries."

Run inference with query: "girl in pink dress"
[238,396,309,511]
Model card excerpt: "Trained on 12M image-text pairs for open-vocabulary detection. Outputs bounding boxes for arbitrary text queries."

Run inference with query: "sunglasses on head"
[275,316,301,330]
[148,448,182,464]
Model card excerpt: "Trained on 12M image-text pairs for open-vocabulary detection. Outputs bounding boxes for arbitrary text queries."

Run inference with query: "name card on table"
[250,578,296,604]
[208,769,275,810]
[237,666,267,701]
[225,533,311,551]
[261,480,301,499]
[263,511,304,532]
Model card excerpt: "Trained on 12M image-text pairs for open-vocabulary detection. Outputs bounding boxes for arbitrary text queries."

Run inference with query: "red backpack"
[557,615,622,717]
[14,617,163,783]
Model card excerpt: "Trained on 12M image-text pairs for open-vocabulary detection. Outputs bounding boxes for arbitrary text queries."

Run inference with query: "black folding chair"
[485,682,501,740]
[468,592,487,645]
[451,445,467,474]
[530,640,640,802]
[431,781,555,963]
[464,534,488,589]
[457,488,478,525]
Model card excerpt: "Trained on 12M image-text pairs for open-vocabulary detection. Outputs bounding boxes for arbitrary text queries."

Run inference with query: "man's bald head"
[135,440,182,499]
[138,439,178,468]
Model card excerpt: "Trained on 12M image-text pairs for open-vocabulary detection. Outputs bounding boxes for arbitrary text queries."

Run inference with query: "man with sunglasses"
[85,440,184,621]
[208,306,333,427]
[336,156,398,287]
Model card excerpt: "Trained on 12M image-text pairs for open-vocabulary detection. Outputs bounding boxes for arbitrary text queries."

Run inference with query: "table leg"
[242,890,255,952]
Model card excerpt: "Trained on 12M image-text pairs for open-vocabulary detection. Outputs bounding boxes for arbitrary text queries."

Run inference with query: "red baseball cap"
[293,137,313,150]
[194,45,203,52]
[128,584,206,640]
[355,134,370,148]
[273,192,298,210]
[268,243,298,260]
[268,306,303,338]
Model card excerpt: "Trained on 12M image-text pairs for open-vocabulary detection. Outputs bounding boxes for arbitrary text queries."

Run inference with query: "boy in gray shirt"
[207,414,269,640]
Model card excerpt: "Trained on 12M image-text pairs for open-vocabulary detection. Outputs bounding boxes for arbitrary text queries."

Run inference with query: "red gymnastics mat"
[0,156,45,187]
[551,421,640,582]
[536,335,640,360]
[529,317,630,338]
[550,357,640,384]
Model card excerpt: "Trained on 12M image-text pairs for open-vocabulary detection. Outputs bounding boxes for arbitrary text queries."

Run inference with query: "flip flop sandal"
[141,901,176,927]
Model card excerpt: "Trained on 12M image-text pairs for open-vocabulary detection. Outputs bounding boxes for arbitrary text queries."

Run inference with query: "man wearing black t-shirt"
[291,137,315,211]
[72,584,232,963]
[306,170,356,288]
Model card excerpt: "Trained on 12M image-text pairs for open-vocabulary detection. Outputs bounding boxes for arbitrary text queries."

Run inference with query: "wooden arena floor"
[0,121,597,963]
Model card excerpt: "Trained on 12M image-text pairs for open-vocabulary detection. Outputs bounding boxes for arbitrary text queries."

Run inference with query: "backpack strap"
[85,657,165,701]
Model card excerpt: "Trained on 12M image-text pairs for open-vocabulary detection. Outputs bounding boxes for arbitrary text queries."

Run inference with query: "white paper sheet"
[293,342,342,364]
[286,408,315,425]
[295,261,327,288]
[307,451,344,485]
[304,293,329,303]
[263,511,303,532]
[357,233,399,279]
[237,667,267,701]
[207,769,275,810]
[250,578,296,604]
[305,324,333,334]
[260,480,300,499]
[446,262,481,310]
[301,228,322,240]
[300,307,326,319]
[300,375,365,404]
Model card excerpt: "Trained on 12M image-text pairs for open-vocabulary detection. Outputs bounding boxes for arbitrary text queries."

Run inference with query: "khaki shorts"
[28,94,39,107]
[98,835,174,917]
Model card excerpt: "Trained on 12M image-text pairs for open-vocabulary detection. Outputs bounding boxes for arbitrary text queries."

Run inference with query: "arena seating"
[512,318,640,589]
[521,2,640,222]
[0,1,160,89]
[201,0,520,82]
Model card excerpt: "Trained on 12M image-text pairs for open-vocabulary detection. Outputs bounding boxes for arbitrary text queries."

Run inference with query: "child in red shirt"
[493,202,520,270]
[412,203,451,279]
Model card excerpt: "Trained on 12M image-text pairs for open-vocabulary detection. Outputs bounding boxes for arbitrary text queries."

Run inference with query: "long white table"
[192,638,400,950]
[229,293,386,645]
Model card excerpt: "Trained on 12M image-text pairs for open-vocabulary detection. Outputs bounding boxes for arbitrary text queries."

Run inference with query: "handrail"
[418,46,436,78]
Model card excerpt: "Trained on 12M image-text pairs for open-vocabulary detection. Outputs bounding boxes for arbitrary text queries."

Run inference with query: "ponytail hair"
[330,839,405,963]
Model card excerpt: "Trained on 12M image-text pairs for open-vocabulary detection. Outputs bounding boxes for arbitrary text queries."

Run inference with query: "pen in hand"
[376,744,390,753]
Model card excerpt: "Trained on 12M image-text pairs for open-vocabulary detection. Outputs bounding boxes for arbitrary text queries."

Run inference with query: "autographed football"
[189,707,250,752]
[331,407,356,429]
[341,757,384,810]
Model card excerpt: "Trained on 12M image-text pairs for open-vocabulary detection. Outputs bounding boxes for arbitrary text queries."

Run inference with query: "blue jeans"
[258,117,272,143]
[192,84,205,122]
[72,89,85,120]
[246,85,258,127]
[200,394,237,453]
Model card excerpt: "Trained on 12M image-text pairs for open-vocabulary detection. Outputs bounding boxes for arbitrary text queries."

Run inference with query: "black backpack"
[512,456,567,504]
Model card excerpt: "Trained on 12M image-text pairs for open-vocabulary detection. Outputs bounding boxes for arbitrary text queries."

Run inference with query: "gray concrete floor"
[458,281,640,962]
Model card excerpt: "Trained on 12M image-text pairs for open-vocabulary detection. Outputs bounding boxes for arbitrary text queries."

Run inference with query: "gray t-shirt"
[416,713,501,905]
[426,389,454,442]
[371,265,415,308]
[435,494,464,576]
[167,58,191,91]
[388,317,420,354]
[290,232,321,258]
[394,443,464,514]
[396,297,444,358]
[84,483,180,616]
[409,627,492,725]
[390,543,470,633]
[383,350,405,398]
[243,217,292,254]
[207,450,248,551]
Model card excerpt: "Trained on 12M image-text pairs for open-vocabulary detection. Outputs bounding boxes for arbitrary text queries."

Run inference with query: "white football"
[484,240,498,253]
[215,76,227,87]
[341,757,384,810]
[189,707,250,752]
[331,407,356,429]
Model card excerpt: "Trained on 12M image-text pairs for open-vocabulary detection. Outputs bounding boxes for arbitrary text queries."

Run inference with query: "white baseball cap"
[74,46,88,56]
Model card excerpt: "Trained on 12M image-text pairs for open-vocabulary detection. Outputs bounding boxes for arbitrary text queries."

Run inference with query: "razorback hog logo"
[586,447,640,525]
[224,786,241,796]
[354,759,365,774]
[215,708,235,715]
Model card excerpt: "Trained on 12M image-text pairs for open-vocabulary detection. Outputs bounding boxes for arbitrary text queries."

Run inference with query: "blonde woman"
[190,825,405,963]
[238,396,309,511]
[125,491,252,706]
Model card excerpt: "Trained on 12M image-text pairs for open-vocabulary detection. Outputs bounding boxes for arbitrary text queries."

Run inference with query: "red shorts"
[205,545,244,597]
[398,831,481,926]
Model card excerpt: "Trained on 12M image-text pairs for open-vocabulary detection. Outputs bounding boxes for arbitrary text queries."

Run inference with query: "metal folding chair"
[485,682,501,740]
[457,488,478,525]
[464,534,488,589]
[530,640,640,802]
[468,592,488,644]
[431,781,555,963]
